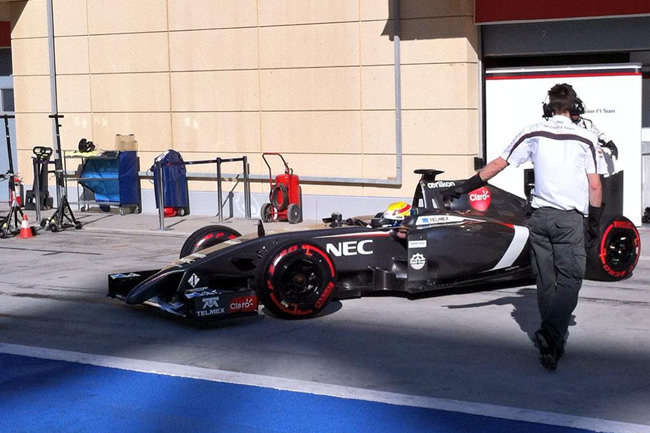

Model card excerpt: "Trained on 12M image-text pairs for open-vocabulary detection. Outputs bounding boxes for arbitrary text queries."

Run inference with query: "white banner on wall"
[485,64,643,226]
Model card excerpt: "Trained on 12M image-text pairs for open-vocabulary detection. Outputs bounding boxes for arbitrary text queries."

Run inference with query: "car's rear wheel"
[586,216,640,281]
[179,225,241,258]
[260,241,336,319]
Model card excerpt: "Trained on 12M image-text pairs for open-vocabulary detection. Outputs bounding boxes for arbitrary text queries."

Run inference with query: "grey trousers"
[528,208,586,350]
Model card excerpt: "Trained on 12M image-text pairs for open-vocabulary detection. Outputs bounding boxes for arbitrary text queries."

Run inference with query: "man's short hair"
[547,83,577,115]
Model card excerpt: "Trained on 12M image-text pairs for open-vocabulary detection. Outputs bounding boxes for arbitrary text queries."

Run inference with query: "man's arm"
[585,172,603,248]
[444,157,509,200]
[478,157,509,182]
[587,173,602,207]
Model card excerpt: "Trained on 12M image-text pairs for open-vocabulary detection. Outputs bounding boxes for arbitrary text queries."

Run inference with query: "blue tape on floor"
[0,353,595,433]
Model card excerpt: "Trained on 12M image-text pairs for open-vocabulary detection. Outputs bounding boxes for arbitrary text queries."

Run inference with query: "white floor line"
[1,343,648,433]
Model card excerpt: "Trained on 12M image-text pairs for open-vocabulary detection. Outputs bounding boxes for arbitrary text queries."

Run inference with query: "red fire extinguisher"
[9,174,24,207]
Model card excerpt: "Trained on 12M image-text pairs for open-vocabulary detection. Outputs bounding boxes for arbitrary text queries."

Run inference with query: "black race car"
[108,169,640,321]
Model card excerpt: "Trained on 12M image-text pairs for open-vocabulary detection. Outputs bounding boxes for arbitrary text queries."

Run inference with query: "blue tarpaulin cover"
[152,149,189,210]
[80,151,140,206]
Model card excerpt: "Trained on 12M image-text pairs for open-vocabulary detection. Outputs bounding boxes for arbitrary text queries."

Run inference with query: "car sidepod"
[404,213,531,291]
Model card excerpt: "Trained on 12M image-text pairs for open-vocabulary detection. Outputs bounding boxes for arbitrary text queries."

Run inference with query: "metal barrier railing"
[154,156,251,231]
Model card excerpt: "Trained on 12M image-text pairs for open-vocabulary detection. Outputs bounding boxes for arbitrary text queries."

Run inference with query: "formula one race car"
[108,169,640,321]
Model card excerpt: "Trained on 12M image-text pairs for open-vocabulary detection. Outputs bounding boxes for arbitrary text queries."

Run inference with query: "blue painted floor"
[0,353,595,433]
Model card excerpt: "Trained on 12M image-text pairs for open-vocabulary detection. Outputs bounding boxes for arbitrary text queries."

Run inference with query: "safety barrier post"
[33,158,42,223]
[243,156,251,219]
[216,158,224,222]
[155,159,167,231]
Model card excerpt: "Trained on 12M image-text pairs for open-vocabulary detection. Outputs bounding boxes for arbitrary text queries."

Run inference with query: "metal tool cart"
[69,150,142,215]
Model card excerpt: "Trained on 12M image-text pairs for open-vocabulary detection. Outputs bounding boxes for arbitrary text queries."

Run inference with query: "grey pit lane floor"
[1,209,650,429]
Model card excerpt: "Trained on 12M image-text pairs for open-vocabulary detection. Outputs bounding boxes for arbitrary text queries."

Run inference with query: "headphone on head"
[541,85,585,119]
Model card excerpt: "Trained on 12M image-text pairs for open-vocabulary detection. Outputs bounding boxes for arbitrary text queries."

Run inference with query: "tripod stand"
[42,114,82,232]
[0,114,25,238]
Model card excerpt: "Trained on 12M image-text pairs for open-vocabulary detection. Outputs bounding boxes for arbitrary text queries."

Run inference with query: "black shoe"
[534,329,558,370]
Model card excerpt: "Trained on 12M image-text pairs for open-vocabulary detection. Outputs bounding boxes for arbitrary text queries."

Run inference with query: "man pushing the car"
[446,83,604,370]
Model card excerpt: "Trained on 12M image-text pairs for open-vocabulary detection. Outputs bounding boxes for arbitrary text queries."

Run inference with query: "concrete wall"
[5,0,479,218]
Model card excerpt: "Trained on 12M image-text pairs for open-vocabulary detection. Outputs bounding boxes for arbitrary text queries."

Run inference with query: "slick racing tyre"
[585,216,640,281]
[179,225,241,258]
[260,241,336,319]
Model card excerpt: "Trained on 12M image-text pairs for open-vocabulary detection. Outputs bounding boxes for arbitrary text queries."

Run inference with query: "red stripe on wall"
[487,72,643,81]
[0,21,10,47]
[476,0,650,24]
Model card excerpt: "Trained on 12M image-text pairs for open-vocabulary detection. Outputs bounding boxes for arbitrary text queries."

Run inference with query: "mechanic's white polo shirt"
[501,115,602,215]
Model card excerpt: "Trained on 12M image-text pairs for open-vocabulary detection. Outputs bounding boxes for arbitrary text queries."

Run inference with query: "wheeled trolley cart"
[260,152,302,224]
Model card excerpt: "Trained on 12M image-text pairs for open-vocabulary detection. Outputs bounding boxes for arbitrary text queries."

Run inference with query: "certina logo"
[326,240,373,257]
[469,186,491,211]
[427,181,455,189]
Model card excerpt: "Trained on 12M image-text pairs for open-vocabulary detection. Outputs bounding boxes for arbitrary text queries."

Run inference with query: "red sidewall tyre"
[261,242,336,319]
[179,225,241,258]
[586,216,640,281]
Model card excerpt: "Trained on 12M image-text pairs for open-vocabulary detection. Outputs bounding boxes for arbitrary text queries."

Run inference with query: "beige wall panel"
[361,154,399,180]
[16,151,35,178]
[89,33,169,73]
[403,154,476,180]
[15,115,51,154]
[360,0,390,21]
[365,64,479,111]
[401,63,478,110]
[400,18,478,64]
[401,0,473,19]
[402,110,478,155]
[284,153,362,178]
[55,36,90,75]
[11,0,46,39]
[300,186,364,199]
[360,0,472,22]
[359,20,398,66]
[11,37,49,75]
[361,154,476,198]
[360,19,482,66]
[258,0,358,26]
[167,0,258,31]
[171,71,259,112]
[169,28,258,72]
[91,73,170,112]
[361,65,394,110]
[13,76,50,112]
[172,112,260,153]
[91,113,171,152]
[362,110,395,154]
[259,22,359,69]
[53,0,88,36]
[56,75,91,112]
[57,113,93,150]
[87,0,167,35]
[261,111,361,154]
[261,68,360,111]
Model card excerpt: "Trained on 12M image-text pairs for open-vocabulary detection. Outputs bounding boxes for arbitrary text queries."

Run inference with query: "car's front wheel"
[260,241,336,319]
